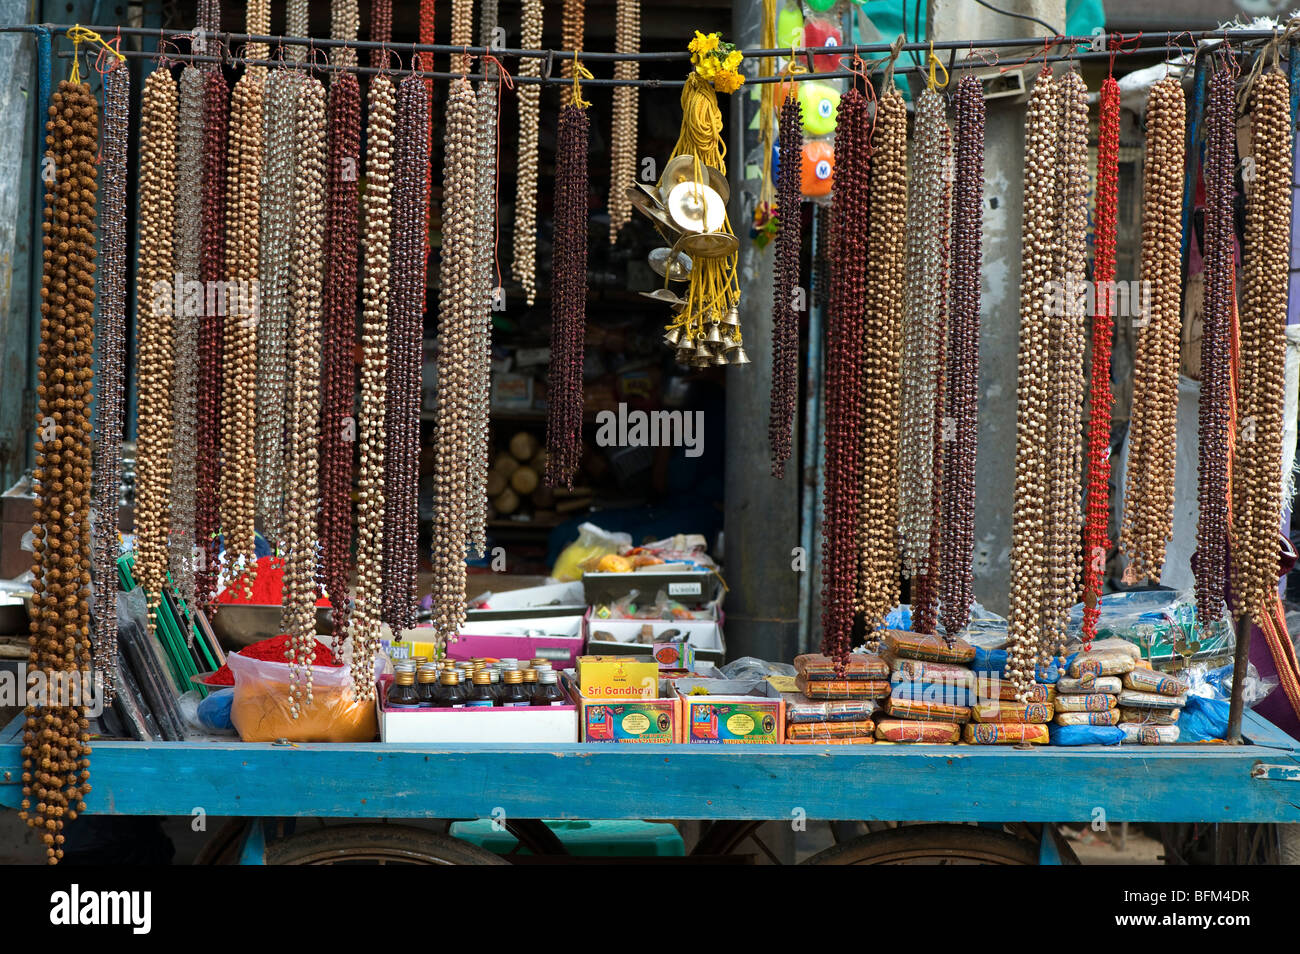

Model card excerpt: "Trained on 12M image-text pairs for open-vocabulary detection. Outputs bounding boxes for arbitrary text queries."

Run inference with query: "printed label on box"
[583,702,675,743]
[686,702,779,744]
[667,581,703,596]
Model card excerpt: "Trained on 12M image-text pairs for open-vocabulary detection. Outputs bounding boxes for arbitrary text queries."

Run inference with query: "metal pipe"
[1227,613,1254,743]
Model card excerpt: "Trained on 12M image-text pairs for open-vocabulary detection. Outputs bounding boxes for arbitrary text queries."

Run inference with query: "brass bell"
[730,346,752,365]
[712,350,729,366]
[676,345,695,365]
[663,326,683,347]
[723,334,742,351]
[704,323,722,345]
[694,337,712,359]
[720,306,740,327]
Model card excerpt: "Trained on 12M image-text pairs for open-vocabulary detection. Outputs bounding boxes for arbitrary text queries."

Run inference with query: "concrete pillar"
[930,0,1067,615]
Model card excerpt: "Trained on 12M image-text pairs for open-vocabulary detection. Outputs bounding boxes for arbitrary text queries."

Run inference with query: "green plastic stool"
[449,819,684,857]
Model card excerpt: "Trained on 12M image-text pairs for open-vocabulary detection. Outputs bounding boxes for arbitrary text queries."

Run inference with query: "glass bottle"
[387,666,422,709]
[531,669,567,707]
[523,668,539,699]
[498,669,530,708]
[433,670,469,708]
[466,670,496,707]
[416,664,440,707]
[488,668,502,701]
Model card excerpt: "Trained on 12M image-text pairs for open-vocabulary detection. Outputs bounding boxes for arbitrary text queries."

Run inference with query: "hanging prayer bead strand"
[514,0,544,305]
[283,76,327,715]
[856,85,907,635]
[320,72,361,642]
[1007,68,1060,691]
[560,0,586,106]
[92,62,129,699]
[331,0,359,67]
[246,0,270,61]
[287,0,308,63]
[221,71,264,601]
[1196,59,1236,628]
[431,77,476,647]
[196,68,228,611]
[384,75,431,636]
[607,0,640,242]
[1232,66,1292,624]
[135,69,178,629]
[769,92,802,479]
[939,73,985,638]
[818,87,869,667]
[1082,74,1120,645]
[546,103,590,490]
[24,80,98,864]
[370,0,393,68]
[1120,76,1185,584]
[351,73,396,697]
[903,87,952,637]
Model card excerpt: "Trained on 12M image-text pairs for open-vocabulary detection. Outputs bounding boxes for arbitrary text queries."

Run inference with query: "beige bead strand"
[513,0,544,305]
[283,77,327,716]
[350,74,396,697]
[221,72,264,602]
[135,69,178,631]
[331,0,360,67]
[607,0,640,242]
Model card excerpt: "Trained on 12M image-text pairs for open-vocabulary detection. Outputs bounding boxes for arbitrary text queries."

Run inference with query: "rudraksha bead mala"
[92,62,129,699]
[856,85,906,635]
[1196,59,1236,628]
[369,0,393,68]
[898,85,951,636]
[283,76,327,715]
[513,0,544,305]
[939,73,985,638]
[546,104,591,490]
[351,73,396,697]
[608,0,641,242]
[383,75,431,637]
[135,69,177,629]
[1120,76,1185,584]
[319,72,361,642]
[561,0,586,106]
[768,92,802,480]
[24,80,98,864]
[431,77,477,646]
[1232,66,1291,624]
[1082,74,1120,646]
[818,87,869,667]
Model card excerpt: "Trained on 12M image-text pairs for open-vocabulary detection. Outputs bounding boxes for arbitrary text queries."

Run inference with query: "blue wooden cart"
[3,709,1298,863]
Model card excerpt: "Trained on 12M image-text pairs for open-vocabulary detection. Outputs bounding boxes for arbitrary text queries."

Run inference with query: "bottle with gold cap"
[523,667,539,700]
[433,669,469,708]
[465,669,496,707]
[499,669,530,707]
[416,664,440,707]
[387,663,422,709]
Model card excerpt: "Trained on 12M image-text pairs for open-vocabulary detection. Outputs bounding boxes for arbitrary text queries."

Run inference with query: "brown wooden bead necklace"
[513,0,544,306]
[1119,76,1185,584]
[23,81,99,862]
[608,0,641,243]
[768,92,802,480]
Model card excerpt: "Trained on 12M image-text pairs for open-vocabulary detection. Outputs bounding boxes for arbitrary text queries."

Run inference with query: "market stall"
[2,0,1300,868]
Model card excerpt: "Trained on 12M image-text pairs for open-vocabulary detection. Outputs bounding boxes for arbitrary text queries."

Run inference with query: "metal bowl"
[209,604,333,649]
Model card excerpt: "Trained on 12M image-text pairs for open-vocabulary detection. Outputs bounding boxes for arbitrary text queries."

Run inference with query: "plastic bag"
[1050,724,1124,745]
[552,522,633,582]
[227,652,377,743]
[1066,588,1234,664]
[196,688,236,732]
[1177,694,1227,742]
[720,656,796,681]
[1187,662,1277,706]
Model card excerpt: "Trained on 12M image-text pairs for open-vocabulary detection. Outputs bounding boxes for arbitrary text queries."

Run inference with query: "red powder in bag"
[216,555,332,607]
[208,633,343,685]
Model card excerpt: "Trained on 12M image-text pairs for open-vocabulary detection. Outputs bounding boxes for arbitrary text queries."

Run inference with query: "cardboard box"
[576,655,659,700]
[584,609,725,665]
[579,697,680,743]
[675,680,784,744]
[465,581,586,622]
[452,615,586,668]
[376,675,579,743]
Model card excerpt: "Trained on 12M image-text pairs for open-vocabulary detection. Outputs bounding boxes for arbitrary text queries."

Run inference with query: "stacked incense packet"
[876,630,978,744]
[785,653,890,743]
[1117,664,1187,744]
[1053,638,1135,728]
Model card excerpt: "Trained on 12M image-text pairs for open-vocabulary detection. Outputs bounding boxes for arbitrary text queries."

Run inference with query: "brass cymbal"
[648,247,692,282]
[665,181,726,234]
[640,288,687,307]
[677,230,739,259]
[627,184,682,238]
[660,154,730,204]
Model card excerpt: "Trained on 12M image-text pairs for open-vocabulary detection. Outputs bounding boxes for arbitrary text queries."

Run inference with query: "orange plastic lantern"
[801,139,834,198]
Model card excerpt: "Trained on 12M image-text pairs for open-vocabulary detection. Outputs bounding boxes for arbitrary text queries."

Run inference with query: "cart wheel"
[264,824,509,865]
[802,823,1039,865]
